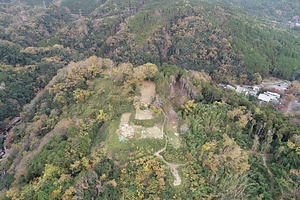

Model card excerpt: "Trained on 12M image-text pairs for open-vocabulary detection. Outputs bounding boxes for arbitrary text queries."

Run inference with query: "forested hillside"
[0,0,299,199]
[1,0,300,81]
[1,0,300,123]
[211,0,300,25]
[1,56,299,199]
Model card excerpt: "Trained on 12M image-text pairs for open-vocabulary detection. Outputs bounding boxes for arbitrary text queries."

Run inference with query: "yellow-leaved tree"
[200,134,250,183]
[73,88,90,103]
[97,110,109,123]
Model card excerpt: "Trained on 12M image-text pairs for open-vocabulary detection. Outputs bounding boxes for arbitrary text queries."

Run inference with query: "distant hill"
[210,0,300,23]
[0,0,300,122]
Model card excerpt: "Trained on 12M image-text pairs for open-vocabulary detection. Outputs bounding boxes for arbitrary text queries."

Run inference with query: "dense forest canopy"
[211,0,300,24]
[0,0,299,80]
[0,0,299,122]
[0,0,299,199]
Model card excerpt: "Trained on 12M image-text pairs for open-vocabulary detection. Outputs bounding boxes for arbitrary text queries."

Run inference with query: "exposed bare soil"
[135,81,156,120]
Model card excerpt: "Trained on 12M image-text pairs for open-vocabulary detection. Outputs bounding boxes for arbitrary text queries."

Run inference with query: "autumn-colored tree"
[288,81,300,96]
[182,100,197,114]
[97,110,109,123]
[254,73,263,84]
[227,106,251,128]
[73,89,90,103]
[200,134,250,184]
[133,63,158,82]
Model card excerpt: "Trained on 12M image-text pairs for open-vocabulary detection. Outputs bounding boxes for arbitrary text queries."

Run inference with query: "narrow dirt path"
[284,100,293,115]
[154,144,185,186]
[153,110,187,186]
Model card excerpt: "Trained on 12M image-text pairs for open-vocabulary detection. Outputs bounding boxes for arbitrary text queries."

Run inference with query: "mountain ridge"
[0,1,299,199]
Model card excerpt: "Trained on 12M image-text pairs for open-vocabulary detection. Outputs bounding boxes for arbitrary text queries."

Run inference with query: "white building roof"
[236,86,249,94]
[258,92,280,102]
[253,86,260,91]
[266,91,280,98]
[258,94,271,102]
[226,85,235,90]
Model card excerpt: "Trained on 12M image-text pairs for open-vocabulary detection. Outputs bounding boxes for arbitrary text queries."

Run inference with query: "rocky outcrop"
[0,117,21,159]
[0,117,21,181]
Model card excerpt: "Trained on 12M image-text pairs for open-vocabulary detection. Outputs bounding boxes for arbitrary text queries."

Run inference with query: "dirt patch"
[135,81,156,120]
[167,106,179,126]
[140,124,163,139]
[290,118,300,124]
[118,81,164,140]
[120,113,131,124]
[135,109,153,120]
[140,81,156,105]
[118,113,163,139]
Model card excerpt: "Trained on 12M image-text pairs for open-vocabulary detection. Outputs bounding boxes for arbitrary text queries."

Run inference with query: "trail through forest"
[153,110,187,186]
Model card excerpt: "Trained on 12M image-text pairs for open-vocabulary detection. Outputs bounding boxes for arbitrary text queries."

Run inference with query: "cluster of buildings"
[288,21,300,28]
[220,80,290,104]
[219,79,300,114]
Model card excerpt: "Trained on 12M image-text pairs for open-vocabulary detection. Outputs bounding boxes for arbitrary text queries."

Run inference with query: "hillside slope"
[0,1,299,199]
[1,0,300,80]
[0,56,299,199]
[1,0,300,124]
[210,0,300,25]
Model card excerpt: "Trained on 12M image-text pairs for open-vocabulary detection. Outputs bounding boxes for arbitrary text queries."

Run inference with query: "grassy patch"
[167,130,180,149]
[131,111,164,127]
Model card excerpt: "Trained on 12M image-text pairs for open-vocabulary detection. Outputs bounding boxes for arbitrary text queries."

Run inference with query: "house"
[258,93,272,102]
[226,85,235,90]
[236,86,249,94]
[249,90,258,96]
[258,91,280,102]
[253,86,260,91]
